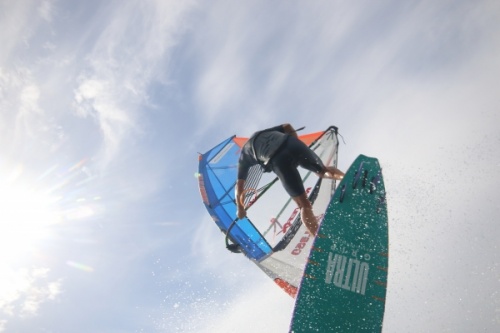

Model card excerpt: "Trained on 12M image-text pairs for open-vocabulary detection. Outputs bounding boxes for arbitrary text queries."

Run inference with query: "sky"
[0,0,499,332]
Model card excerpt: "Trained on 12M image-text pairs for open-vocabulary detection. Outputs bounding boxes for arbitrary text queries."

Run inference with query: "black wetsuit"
[238,125,326,197]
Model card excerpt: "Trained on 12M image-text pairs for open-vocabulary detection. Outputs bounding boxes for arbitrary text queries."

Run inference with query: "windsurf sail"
[197,126,340,297]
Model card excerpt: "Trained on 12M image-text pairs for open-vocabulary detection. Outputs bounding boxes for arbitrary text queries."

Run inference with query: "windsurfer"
[236,123,344,235]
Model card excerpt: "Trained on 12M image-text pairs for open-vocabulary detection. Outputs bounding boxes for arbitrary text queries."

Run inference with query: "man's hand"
[235,179,247,219]
[283,123,298,138]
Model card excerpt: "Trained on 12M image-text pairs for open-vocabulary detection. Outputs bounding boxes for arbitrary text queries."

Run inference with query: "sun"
[0,169,62,265]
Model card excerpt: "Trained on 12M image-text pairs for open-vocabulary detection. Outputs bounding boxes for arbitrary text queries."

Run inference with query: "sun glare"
[0,176,61,265]
[0,161,95,319]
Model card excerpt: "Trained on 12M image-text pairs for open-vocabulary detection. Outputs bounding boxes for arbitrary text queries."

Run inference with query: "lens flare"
[66,260,94,273]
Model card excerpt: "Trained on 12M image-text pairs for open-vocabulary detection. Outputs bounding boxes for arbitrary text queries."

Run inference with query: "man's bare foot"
[323,167,344,180]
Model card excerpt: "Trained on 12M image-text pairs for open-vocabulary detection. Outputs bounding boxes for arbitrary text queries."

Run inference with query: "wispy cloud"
[2,0,196,166]
[2,0,500,332]
[188,0,500,137]
[72,0,196,166]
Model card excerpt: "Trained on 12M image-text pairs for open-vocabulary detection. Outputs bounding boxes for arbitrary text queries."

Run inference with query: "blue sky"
[1,0,499,332]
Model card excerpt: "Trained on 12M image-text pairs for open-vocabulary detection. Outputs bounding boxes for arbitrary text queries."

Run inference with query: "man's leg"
[292,193,318,235]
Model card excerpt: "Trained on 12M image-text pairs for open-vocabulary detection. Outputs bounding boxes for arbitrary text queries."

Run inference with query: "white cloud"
[67,0,196,167]
[0,1,198,331]
[0,67,56,157]
[0,267,61,319]
[37,0,55,22]
[73,77,135,166]
[2,0,196,167]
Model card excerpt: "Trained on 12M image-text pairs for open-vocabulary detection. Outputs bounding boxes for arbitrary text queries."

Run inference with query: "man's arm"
[235,179,246,219]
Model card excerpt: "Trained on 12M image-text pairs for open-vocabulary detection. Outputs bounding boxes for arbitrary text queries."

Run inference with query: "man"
[236,123,344,236]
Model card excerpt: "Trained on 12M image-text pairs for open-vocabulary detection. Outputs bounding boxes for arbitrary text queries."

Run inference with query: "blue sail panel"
[198,136,272,261]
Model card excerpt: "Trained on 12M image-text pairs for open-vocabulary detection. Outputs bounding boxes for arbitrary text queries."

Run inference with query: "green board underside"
[290,155,389,333]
